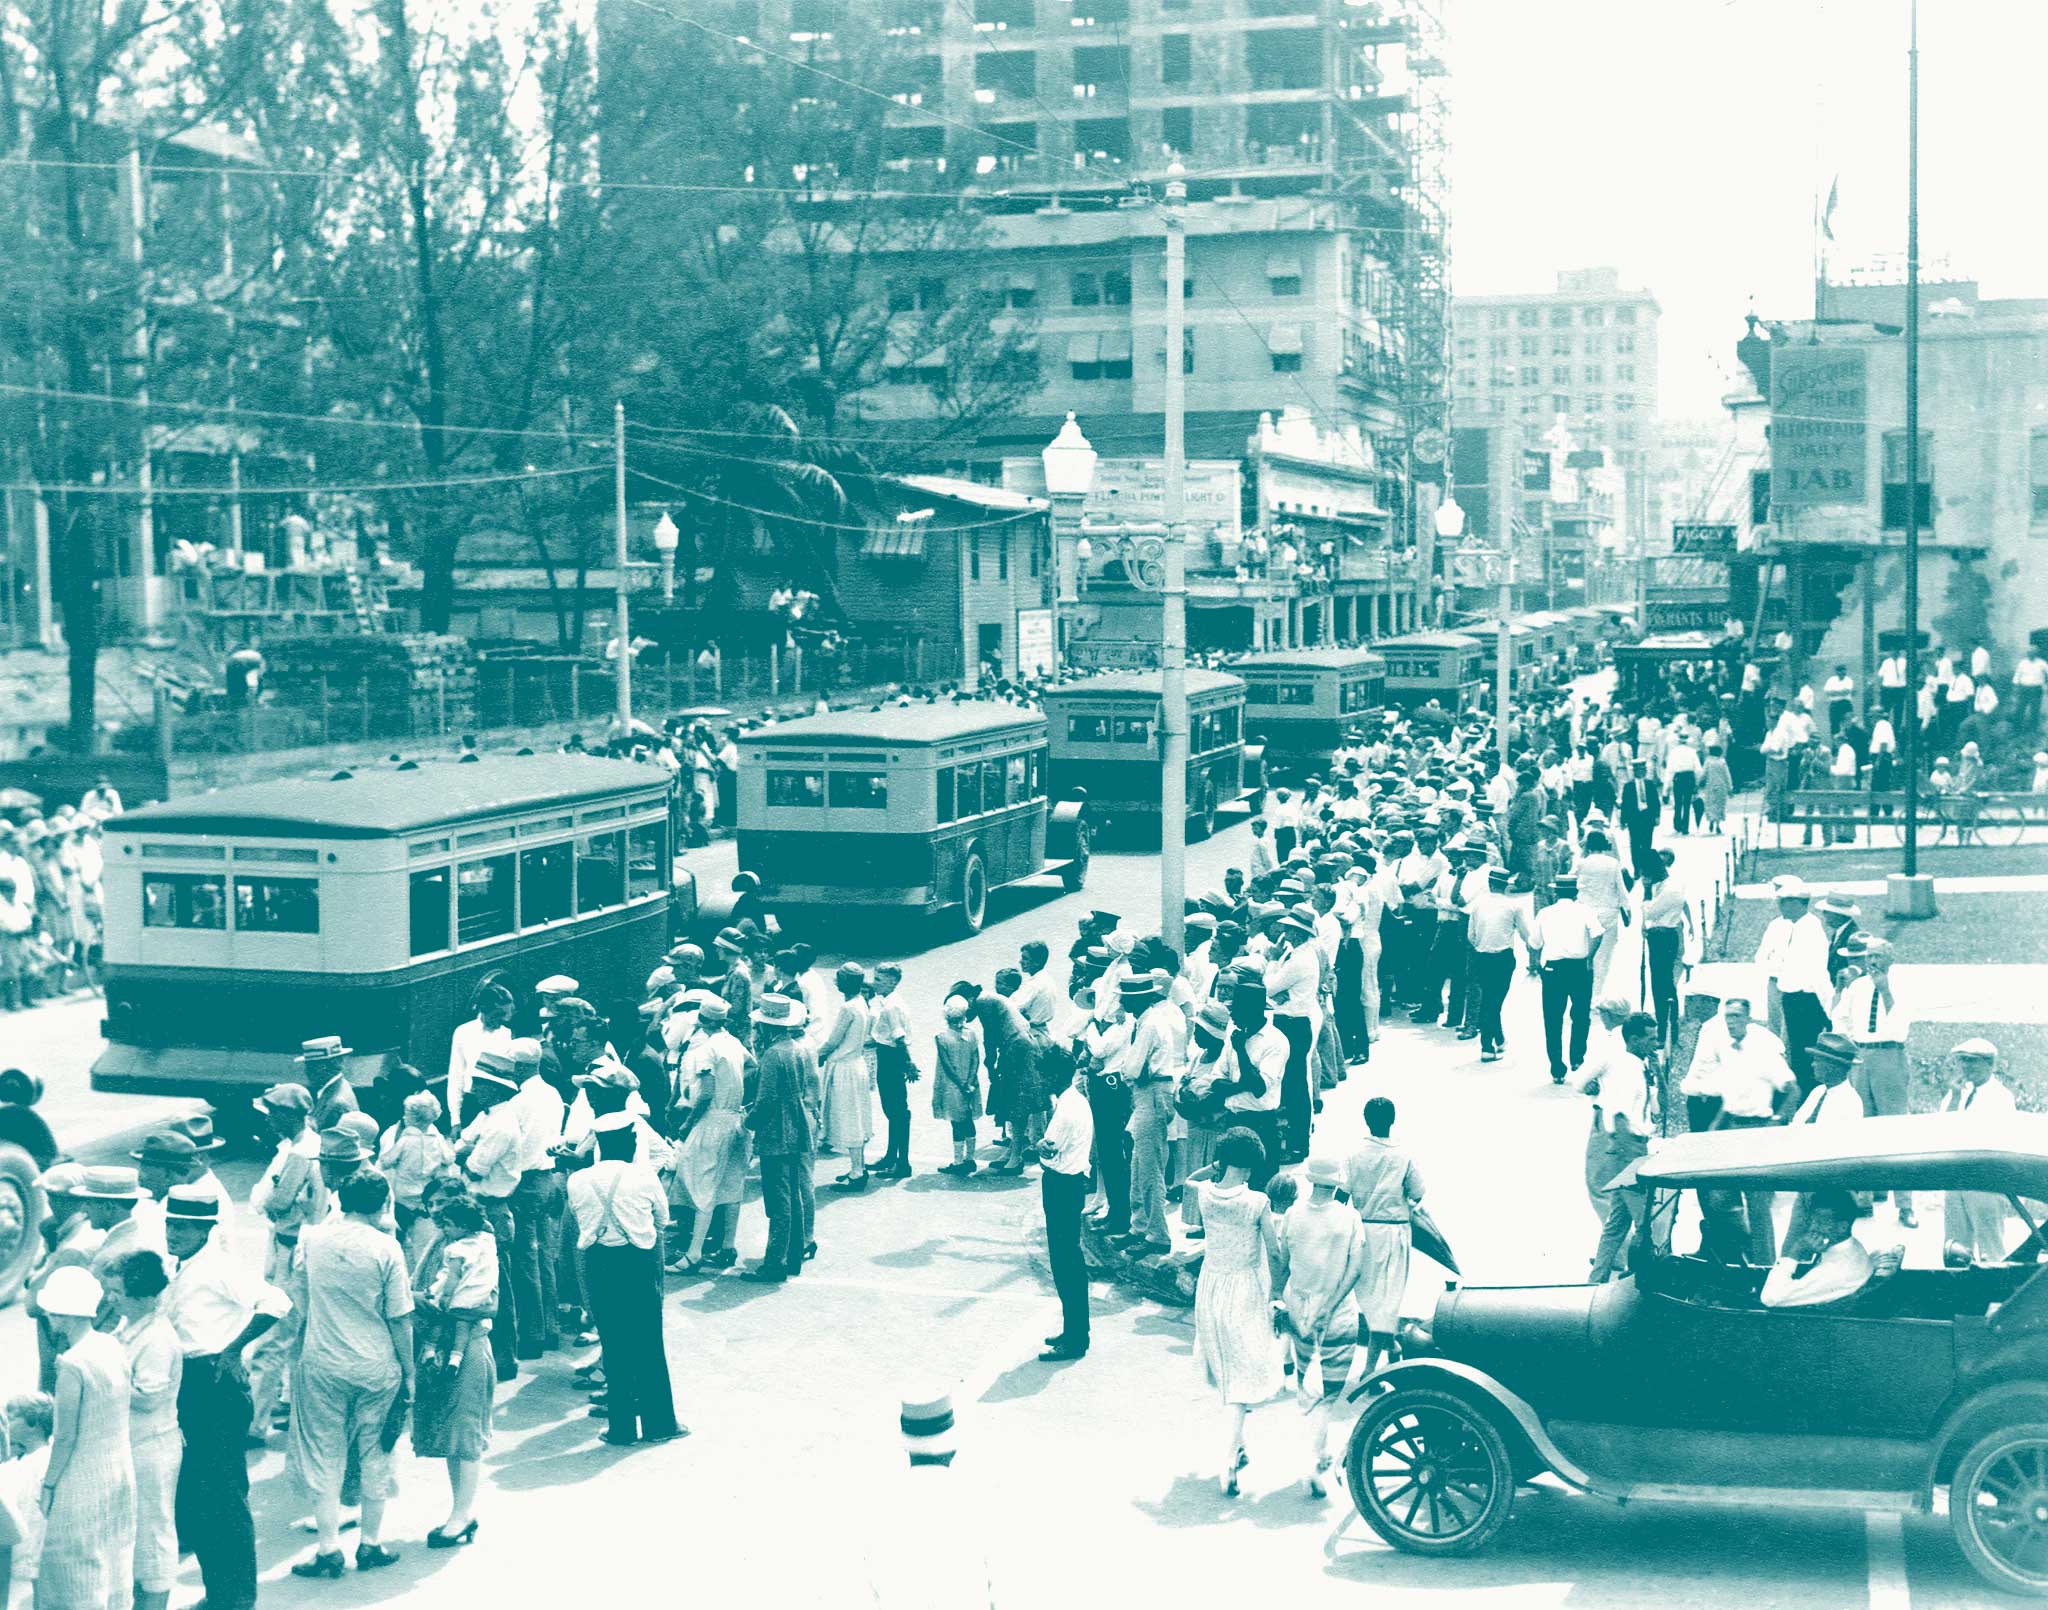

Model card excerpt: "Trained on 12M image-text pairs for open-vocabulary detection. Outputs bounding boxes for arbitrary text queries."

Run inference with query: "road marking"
[1866,1511,1911,1610]
[743,1273,1045,1308]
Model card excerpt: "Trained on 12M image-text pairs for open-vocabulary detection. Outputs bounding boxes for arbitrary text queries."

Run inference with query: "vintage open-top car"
[1346,1114,2048,1597]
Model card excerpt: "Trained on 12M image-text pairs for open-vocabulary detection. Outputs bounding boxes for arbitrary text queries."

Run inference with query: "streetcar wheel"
[959,851,988,936]
[0,1143,43,1308]
[1951,1422,2048,1597]
[1060,821,1091,892]
[1346,1387,1515,1557]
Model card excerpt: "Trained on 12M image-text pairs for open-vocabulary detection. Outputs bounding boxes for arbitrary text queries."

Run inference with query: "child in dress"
[380,1091,457,1244]
[932,996,983,1176]
[0,1391,54,1610]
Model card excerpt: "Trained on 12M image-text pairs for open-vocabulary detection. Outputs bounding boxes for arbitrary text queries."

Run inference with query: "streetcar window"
[575,832,625,911]
[828,771,888,811]
[143,873,225,930]
[456,856,515,945]
[1068,714,1111,742]
[626,823,666,898]
[1029,747,1045,798]
[980,758,1005,809]
[1005,753,1027,803]
[409,867,451,955]
[1111,716,1152,744]
[1274,681,1316,706]
[955,762,983,816]
[519,841,573,925]
[936,767,957,825]
[1243,680,1277,705]
[767,770,825,808]
[233,876,319,934]
[1220,706,1239,744]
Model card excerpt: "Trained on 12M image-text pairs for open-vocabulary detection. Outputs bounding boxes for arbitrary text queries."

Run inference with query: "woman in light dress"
[819,962,874,1189]
[1186,1127,1285,1496]
[111,1252,182,1610]
[1345,1097,1427,1376]
[1575,828,1633,998]
[673,1016,751,1268]
[33,1264,134,1610]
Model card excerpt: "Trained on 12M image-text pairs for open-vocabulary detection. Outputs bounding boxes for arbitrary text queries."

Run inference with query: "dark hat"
[316,1128,369,1164]
[1487,866,1512,887]
[132,1129,202,1169]
[1809,1032,1859,1068]
[1087,910,1120,929]
[1118,971,1164,1003]
[253,1082,312,1118]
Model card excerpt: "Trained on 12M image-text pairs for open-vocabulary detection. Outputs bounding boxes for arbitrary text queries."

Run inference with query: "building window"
[1456,338,1477,358]
[971,529,982,579]
[1493,368,1514,387]
[1616,306,1637,325]
[1882,429,1934,529]
[1583,364,1602,384]
[1552,393,1570,415]
[1521,395,1542,417]
[1582,305,1605,326]
[1614,394,1633,412]
[2032,429,2048,524]
[1616,364,1634,382]
[1552,366,1570,385]
[1615,333,1635,353]
[1267,253,1303,296]
[1160,32,1191,84]
[1004,272,1036,309]
[1490,309,1508,329]
[143,872,226,930]
[1518,337,1538,357]
[1160,105,1193,154]
[1517,308,1539,327]
[1550,307,1574,327]
[1552,336,1572,356]
[1071,270,1100,307]
[1520,366,1539,386]
[1104,268,1131,305]
[1583,334,1603,354]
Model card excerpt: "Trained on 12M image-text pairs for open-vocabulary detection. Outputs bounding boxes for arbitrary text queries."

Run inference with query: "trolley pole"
[1160,162,1188,958]
[613,400,633,728]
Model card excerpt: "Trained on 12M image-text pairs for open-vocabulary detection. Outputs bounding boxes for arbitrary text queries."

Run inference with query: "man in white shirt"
[1878,650,1909,730]
[2013,649,2048,735]
[1531,873,1601,1084]
[1822,665,1855,738]
[456,1056,526,1379]
[1971,641,1993,680]
[1681,996,1795,1264]
[1117,971,1186,1254]
[1867,713,1898,790]
[1791,1034,1866,1125]
[567,1114,683,1444]
[1944,668,1976,751]
[1037,1064,1095,1361]
[1267,788,1302,861]
[1940,1039,2020,1266]
[1665,733,1702,835]
[1466,865,1531,1062]
[1572,1012,1661,1282]
[1754,876,1834,1089]
[507,1036,566,1359]
[1761,1190,1875,1310]
[445,982,514,1130]
[1266,912,1324,1160]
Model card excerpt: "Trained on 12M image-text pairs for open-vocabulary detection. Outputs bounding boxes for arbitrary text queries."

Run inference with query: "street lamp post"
[652,511,679,604]
[1041,412,1097,671]
[1160,161,1188,958]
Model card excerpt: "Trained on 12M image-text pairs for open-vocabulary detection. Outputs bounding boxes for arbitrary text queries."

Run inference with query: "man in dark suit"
[1618,758,1662,878]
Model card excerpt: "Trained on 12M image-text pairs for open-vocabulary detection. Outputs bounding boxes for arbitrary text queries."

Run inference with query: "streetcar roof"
[1230,648,1387,672]
[1044,669,1245,700]
[1376,632,1483,650]
[107,756,671,840]
[738,701,1045,747]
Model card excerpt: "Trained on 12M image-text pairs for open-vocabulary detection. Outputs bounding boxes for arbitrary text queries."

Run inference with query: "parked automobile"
[1345,1115,2048,1598]
[0,1068,59,1305]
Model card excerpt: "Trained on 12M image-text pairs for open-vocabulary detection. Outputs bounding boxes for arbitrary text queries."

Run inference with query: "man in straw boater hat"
[863,1387,996,1603]
[744,993,816,1284]
[456,1049,526,1378]
[292,1036,361,1132]
[1754,874,1833,1094]
[163,1180,289,1610]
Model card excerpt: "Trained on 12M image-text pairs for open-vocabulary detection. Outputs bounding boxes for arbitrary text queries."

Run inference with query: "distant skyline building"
[1450,267,1661,561]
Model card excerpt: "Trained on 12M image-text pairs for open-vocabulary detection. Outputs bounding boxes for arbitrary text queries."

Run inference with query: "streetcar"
[92,756,678,1125]
[734,702,1088,936]
[1232,647,1388,782]
[1043,669,1262,841]
[1467,617,1543,699]
[1376,631,1486,711]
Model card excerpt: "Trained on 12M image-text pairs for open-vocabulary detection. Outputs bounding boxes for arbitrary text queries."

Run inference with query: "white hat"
[899,1384,957,1458]
[38,1265,104,1319]
[1953,1038,2000,1061]
[1770,875,1812,900]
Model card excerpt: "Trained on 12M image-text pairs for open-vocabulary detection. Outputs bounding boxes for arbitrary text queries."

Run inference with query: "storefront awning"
[1268,322,1304,355]
[1266,253,1302,280]
[1067,331,1101,363]
[861,526,928,559]
[1098,329,1132,361]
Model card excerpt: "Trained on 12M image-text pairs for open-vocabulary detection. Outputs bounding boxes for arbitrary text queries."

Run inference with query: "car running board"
[1603,1483,1923,1515]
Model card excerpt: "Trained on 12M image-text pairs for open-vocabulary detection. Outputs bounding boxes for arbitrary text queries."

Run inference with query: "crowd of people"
[0,779,118,1014]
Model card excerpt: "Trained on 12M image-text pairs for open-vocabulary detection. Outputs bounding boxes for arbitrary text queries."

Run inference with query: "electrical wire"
[0,464,601,498]
[630,465,1043,534]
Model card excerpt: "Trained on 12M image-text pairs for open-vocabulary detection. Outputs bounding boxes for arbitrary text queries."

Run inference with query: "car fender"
[1356,1358,1600,1495]
[1923,1377,2048,1494]
[1048,793,1089,860]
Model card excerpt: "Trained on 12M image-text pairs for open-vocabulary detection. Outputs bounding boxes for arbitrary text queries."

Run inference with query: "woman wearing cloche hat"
[36,1263,138,1610]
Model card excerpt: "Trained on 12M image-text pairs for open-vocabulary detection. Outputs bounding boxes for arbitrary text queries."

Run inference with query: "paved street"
[4,808,2011,1609]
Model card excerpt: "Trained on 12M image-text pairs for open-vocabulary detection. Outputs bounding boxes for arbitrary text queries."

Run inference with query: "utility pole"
[1160,162,1188,958]
[614,400,632,727]
[1497,558,1514,773]
[1893,0,1933,916]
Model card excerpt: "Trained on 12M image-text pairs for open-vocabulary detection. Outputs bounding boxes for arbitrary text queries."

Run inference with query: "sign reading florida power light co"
[1770,346,1867,509]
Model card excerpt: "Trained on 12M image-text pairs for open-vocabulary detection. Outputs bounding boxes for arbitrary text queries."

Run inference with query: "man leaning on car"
[1681,997,1798,1264]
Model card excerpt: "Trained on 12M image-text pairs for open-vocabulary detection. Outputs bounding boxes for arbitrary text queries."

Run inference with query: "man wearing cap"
[1390,828,1447,1011]
[1941,1039,2018,1265]
[1531,873,1602,1084]
[744,995,816,1282]
[567,1113,684,1444]
[1216,976,1289,1188]
[1115,969,1185,1255]
[1415,840,1485,1030]
[1264,908,1322,1162]
[1466,865,1531,1063]
[28,1164,138,1386]
[457,1052,527,1378]
[507,1036,567,1358]
[446,982,514,1130]
[1756,878,1834,1093]
[164,1184,289,1610]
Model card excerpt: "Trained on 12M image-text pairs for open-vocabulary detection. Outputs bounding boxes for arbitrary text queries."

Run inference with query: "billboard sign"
[1770,346,1867,508]
[1672,522,1738,557]
[1015,608,1055,678]
[1644,585,1728,634]
[1002,456,1242,544]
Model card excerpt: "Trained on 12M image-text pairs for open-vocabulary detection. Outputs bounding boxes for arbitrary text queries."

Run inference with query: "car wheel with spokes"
[1952,1423,2048,1597]
[1346,1387,1515,1557]
[0,1143,41,1306]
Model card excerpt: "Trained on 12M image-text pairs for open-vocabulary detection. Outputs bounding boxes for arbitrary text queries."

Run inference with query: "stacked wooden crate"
[265,634,477,738]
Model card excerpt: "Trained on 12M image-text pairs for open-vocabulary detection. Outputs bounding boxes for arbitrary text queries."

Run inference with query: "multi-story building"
[1751,281,2048,684]
[1451,267,1661,565]
[605,0,1450,655]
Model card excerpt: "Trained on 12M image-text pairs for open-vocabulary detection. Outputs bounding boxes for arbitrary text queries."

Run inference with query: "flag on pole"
[1821,176,1839,241]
